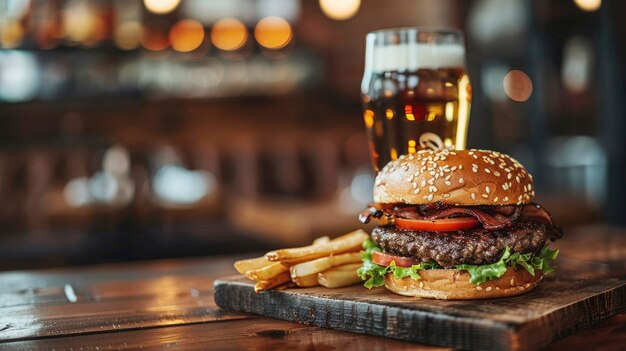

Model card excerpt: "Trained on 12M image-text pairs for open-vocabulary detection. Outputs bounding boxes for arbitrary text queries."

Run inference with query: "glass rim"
[367,26,463,37]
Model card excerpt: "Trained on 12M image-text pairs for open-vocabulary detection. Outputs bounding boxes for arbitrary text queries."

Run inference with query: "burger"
[357,149,563,299]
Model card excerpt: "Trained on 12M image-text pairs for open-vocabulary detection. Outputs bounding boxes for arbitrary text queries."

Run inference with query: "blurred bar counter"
[1,0,626,271]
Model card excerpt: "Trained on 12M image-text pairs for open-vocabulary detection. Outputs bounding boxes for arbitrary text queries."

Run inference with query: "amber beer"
[361,29,471,172]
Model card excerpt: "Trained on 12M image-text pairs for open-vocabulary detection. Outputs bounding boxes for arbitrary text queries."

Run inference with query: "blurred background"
[0,0,624,270]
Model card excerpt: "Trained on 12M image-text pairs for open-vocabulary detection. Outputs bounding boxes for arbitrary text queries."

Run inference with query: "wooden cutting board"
[214,274,625,351]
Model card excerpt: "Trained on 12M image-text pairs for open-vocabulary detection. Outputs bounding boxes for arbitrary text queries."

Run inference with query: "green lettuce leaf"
[357,237,559,287]
[456,247,511,284]
[357,238,439,289]
[456,246,560,284]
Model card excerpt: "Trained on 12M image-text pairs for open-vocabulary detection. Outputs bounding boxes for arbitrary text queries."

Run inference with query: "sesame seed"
[419,282,424,288]
[443,193,450,198]
[502,184,508,190]
[493,197,499,202]
[427,194,433,201]
[507,173,512,180]
[510,279,515,286]
[459,165,463,170]
[481,194,489,199]
[471,193,476,200]
[445,175,451,180]
[472,168,478,173]
[413,188,420,194]
[516,176,520,183]
[494,171,500,177]
[504,197,509,201]
[485,186,490,194]
[496,287,500,290]
[421,180,426,187]
[459,178,464,184]
[429,185,437,193]
[476,286,483,291]
[486,287,493,292]
[423,195,429,200]
[472,163,478,169]
[484,168,491,173]
[445,181,451,186]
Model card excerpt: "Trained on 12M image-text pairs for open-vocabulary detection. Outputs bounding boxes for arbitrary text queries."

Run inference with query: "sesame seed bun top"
[373,149,535,206]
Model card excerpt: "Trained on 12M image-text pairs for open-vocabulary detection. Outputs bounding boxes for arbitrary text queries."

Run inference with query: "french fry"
[254,271,291,293]
[318,264,362,288]
[312,236,330,245]
[234,256,273,274]
[292,273,319,287]
[266,230,368,265]
[245,262,288,281]
[290,252,361,278]
[328,263,362,271]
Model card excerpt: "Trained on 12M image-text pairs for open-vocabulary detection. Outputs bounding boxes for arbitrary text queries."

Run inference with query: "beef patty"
[371,221,548,268]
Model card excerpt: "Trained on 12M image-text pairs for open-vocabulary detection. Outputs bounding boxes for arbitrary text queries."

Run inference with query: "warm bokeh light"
[114,21,142,50]
[254,16,292,50]
[210,18,247,51]
[319,0,361,20]
[574,0,601,11]
[169,19,205,52]
[363,109,374,128]
[404,105,415,121]
[141,26,170,51]
[503,70,533,102]
[385,108,394,120]
[143,0,181,15]
[63,2,106,45]
[408,139,416,154]
[0,21,24,48]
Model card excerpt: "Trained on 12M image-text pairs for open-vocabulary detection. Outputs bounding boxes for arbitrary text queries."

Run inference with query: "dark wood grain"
[0,257,247,342]
[0,225,624,350]
[214,273,626,351]
[0,318,447,351]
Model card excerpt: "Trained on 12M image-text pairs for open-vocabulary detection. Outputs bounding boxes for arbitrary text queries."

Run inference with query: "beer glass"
[361,28,471,172]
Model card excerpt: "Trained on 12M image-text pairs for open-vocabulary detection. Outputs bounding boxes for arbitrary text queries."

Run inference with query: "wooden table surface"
[0,225,624,351]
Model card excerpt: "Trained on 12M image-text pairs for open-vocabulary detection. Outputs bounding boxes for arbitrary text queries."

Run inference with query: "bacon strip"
[519,203,563,240]
[422,207,513,230]
[360,202,560,237]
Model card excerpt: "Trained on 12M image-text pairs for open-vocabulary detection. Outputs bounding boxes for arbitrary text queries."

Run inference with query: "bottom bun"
[385,267,543,300]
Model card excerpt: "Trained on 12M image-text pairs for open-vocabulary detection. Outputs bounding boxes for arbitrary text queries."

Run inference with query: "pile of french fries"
[234,229,368,292]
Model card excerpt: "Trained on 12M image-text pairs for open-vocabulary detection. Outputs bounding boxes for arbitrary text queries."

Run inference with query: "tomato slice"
[395,217,480,231]
[372,250,418,267]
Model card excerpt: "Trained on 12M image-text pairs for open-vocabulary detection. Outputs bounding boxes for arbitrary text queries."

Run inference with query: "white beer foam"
[371,43,465,72]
